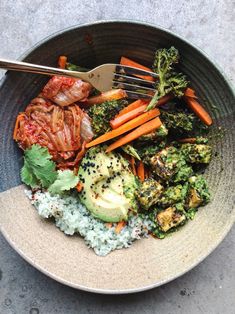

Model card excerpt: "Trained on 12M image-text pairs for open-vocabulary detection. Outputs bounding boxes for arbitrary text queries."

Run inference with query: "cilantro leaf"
[21,160,39,188]
[48,170,79,195]
[21,145,57,188]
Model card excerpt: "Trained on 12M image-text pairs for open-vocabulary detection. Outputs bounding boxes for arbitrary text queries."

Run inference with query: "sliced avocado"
[78,146,138,222]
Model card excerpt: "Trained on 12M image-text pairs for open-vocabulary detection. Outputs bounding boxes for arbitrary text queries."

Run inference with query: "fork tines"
[113,65,157,99]
[115,65,158,80]
[114,73,155,87]
[123,91,152,99]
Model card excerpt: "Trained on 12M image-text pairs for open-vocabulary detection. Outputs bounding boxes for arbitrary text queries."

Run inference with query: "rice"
[26,190,154,256]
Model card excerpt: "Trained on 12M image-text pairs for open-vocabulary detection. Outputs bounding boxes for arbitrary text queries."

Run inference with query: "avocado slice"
[78,146,138,222]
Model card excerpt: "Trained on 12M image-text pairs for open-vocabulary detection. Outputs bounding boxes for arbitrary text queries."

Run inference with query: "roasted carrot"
[157,93,174,106]
[145,168,150,179]
[178,137,197,144]
[184,87,197,99]
[110,104,148,129]
[76,182,83,192]
[137,161,145,182]
[58,56,67,69]
[117,99,149,117]
[115,221,126,234]
[86,108,160,148]
[184,96,213,126]
[105,222,113,229]
[130,156,137,175]
[114,94,172,122]
[106,117,162,153]
[120,56,155,82]
[86,89,127,105]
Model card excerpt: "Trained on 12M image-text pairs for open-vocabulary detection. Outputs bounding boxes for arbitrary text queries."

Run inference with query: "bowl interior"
[0,21,234,293]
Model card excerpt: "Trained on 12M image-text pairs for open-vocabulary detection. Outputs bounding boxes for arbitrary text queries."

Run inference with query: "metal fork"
[0,58,158,99]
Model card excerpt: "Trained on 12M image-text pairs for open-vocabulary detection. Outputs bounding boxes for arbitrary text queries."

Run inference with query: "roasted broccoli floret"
[166,72,189,97]
[88,100,127,136]
[173,164,193,183]
[146,47,188,111]
[138,124,168,142]
[184,207,198,220]
[156,206,186,232]
[181,143,212,164]
[66,62,89,72]
[137,141,167,161]
[154,46,180,73]
[159,184,189,207]
[161,111,195,134]
[195,137,209,144]
[186,175,210,208]
[149,146,185,181]
[137,178,163,210]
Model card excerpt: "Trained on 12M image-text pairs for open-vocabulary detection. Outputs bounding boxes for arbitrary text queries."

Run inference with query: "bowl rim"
[0,19,234,295]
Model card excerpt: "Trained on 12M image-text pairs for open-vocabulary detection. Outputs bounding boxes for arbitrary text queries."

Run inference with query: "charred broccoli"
[88,100,127,136]
[186,175,210,208]
[194,137,209,144]
[159,184,189,207]
[161,111,195,134]
[136,141,167,160]
[138,124,168,142]
[66,62,89,72]
[146,47,188,111]
[181,143,212,164]
[173,164,193,183]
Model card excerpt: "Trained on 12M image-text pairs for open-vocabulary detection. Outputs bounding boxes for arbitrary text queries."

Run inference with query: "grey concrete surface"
[0,0,234,313]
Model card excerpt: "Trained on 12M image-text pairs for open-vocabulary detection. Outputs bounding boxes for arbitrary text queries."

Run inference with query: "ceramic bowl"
[0,21,234,294]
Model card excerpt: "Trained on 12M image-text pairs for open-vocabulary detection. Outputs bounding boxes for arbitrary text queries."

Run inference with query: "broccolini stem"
[66,63,89,72]
[145,90,161,111]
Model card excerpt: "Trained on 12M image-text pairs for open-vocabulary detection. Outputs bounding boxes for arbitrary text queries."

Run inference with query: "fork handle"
[0,58,88,80]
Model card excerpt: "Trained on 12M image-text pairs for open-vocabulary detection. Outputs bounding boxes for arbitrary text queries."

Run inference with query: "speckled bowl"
[0,21,234,294]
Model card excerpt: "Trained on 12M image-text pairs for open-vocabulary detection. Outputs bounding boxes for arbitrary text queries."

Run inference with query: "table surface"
[0,0,234,313]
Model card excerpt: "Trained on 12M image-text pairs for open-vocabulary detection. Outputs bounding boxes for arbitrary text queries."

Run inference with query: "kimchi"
[42,76,92,106]
[14,76,94,168]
